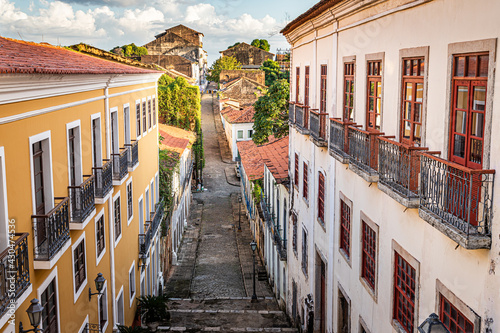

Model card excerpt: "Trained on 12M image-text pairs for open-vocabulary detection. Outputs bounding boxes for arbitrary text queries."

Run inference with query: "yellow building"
[0,37,163,332]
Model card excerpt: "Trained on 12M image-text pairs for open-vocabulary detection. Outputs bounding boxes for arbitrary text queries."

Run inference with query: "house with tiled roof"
[0,36,164,332]
[220,42,275,69]
[219,75,266,106]
[158,124,196,266]
[220,105,257,161]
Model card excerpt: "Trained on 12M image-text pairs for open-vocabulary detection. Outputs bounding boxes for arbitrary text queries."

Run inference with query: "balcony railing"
[295,104,309,133]
[378,137,430,207]
[273,229,287,261]
[125,140,139,169]
[32,197,70,261]
[69,175,95,223]
[139,199,165,257]
[0,233,30,317]
[112,147,129,181]
[289,102,295,124]
[419,153,495,249]
[93,159,113,199]
[83,323,101,333]
[348,126,383,178]
[260,195,286,261]
[310,110,328,145]
[329,118,353,163]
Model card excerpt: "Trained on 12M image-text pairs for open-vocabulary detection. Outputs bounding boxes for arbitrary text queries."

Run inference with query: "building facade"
[220,43,275,69]
[283,0,500,332]
[220,106,256,161]
[0,37,163,332]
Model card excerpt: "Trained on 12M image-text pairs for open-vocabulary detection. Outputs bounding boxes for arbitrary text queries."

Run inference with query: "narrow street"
[161,85,296,332]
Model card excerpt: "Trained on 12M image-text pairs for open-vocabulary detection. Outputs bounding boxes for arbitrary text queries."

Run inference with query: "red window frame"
[305,66,310,106]
[339,199,350,257]
[294,153,299,187]
[303,162,308,200]
[320,65,327,113]
[393,252,416,333]
[449,53,488,169]
[439,294,474,333]
[401,57,425,146]
[343,62,355,121]
[317,172,325,223]
[296,67,300,103]
[366,60,382,131]
[361,221,376,290]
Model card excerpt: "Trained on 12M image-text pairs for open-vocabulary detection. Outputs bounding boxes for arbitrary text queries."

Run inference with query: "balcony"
[419,153,495,249]
[139,200,165,258]
[93,159,113,203]
[112,147,129,185]
[309,110,328,147]
[83,323,101,333]
[0,233,30,318]
[260,195,286,261]
[348,126,383,182]
[289,102,295,125]
[295,104,309,135]
[32,197,71,269]
[69,175,95,228]
[329,118,353,164]
[125,140,139,171]
[273,229,287,261]
[378,137,431,208]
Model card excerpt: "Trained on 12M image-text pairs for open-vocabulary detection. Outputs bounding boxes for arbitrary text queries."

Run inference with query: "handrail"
[32,197,69,218]
[420,152,495,175]
[0,233,29,259]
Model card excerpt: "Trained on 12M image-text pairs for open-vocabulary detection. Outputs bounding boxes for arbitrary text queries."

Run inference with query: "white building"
[283,0,500,332]
[220,105,256,161]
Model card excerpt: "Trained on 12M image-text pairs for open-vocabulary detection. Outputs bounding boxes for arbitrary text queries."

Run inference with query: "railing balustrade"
[125,140,139,169]
[139,199,165,257]
[295,105,309,132]
[310,110,328,143]
[69,175,95,223]
[289,102,295,124]
[112,147,129,181]
[348,126,383,174]
[32,197,70,261]
[93,159,113,198]
[329,118,354,162]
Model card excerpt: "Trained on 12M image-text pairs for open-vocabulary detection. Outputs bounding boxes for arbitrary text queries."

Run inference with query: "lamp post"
[19,299,44,333]
[238,195,242,231]
[250,241,258,302]
[89,273,106,301]
[418,313,451,333]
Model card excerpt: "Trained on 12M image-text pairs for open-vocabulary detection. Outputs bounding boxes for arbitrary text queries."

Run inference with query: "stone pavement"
[161,85,294,332]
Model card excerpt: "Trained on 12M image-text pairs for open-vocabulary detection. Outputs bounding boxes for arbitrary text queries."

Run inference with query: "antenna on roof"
[17,32,25,41]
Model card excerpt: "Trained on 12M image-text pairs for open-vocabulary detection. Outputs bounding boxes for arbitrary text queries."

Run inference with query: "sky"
[0,0,317,65]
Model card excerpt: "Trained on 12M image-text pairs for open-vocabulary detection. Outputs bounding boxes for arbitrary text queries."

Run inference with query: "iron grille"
[69,175,95,223]
[93,159,113,198]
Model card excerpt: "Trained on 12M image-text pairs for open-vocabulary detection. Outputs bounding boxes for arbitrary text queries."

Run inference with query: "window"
[320,65,327,113]
[136,101,141,137]
[114,196,121,241]
[304,66,310,106]
[110,110,119,154]
[450,53,488,168]
[302,162,308,201]
[91,116,102,167]
[237,130,243,139]
[68,128,77,186]
[142,99,147,133]
[339,198,351,258]
[139,197,144,234]
[295,67,300,102]
[393,252,416,333]
[41,278,58,333]
[292,212,298,255]
[73,238,86,292]
[33,141,46,215]
[148,98,152,130]
[123,105,130,145]
[127,181,133,223]
[440,295,474,333]
[367,60,382,131]
[96,215,105,258]
[301,228,308,275]
[145,188,150,222]
[344,62,355,121]
[98,284,108,330]
[117,290,124,325]
[248,130,253,138]
[317,172,325,223]
[401,58,424,146]
[361,221,376,290]
[294,153,299,187]
[129,263,136,307]
[153,96,157,126]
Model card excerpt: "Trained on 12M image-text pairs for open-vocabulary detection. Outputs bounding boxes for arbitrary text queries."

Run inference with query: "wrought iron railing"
[310,110,328,142]
[0,233,30,317]
[295,104,309,132]
[139,199,165,257]
[329,118,354,161]
[348,126,383,174]
[289,102,295,124]
[260,195,286,260]
[84,323,101,333]
[93,159,113,198]
[69,175,95,223]
[32,197,70,261]
[420,153,495,239]
[274,229,287,261]
[112,147,129,181]
[125,140,139,169]
[378,137,429,200]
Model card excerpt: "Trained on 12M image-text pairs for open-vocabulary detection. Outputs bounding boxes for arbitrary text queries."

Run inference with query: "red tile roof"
[280,0,343,35]
[159,123,196,155]
[0,37,161,75]
[237,140,263,180]
[222,105,256,124]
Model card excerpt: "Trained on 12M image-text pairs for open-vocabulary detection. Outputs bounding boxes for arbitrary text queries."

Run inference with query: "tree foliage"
[259,59,289,86]
[111,43,148,57]
[206,56,242,84]
[252,79,290,145]
[227,42,241,49]
[251,39,270,52]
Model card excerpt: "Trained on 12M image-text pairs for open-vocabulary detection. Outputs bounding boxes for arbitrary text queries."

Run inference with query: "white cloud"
[117,7,165,33]
[185,3,221,26]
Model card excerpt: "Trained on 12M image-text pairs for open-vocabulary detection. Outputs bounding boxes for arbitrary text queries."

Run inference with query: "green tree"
[206,56,242,84]
[251,39,270,52]
[260,59,285,86]
[111,43,148,57]
[252,79,290,145]
[227,42,241,49]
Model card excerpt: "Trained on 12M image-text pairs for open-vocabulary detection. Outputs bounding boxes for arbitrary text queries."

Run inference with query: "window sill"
[317,217,326,232]
[339,248,351,268]
[359,276,377,303]
[74,279,88,304]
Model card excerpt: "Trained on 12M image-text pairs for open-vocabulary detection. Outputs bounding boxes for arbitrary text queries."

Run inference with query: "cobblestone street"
[161,85,295,332]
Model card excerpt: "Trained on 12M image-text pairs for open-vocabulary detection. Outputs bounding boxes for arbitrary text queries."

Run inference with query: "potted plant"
[137,295,170,331]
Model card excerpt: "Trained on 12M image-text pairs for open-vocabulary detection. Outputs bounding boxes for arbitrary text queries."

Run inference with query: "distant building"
[220,106,256,161]
[219,75,266,106]
[220,42,275,69]
[275,49,291,72]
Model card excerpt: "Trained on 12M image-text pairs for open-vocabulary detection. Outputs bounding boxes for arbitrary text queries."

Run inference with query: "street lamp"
[238,195,242,231]
[19,299,44,333]
[250,241,258,302]
[418,313,451,333]
[89,273,106,301]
